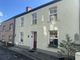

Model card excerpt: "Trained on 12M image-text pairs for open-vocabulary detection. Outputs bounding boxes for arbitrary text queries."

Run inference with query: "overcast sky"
[0,0,53,23]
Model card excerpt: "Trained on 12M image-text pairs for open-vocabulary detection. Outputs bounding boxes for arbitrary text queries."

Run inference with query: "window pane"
[3,25,5,30]
[49,30,58,48]
[49,6,57,22]
[9,23,13,30]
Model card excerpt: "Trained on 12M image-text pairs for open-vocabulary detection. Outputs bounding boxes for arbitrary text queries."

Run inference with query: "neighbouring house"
[0,25,2,41]
[1,18,15,45]
[14,0,80,53]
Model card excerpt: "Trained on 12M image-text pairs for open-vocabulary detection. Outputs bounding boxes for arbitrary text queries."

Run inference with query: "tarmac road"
[0,46,33,60]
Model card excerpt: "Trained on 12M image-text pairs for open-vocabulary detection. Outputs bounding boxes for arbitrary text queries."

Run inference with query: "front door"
[32,32,37,50]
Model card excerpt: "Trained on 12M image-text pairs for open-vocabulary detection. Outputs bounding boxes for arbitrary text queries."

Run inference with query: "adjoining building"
[1,18,15,46]
[14,0,80,53]
[0,25,2,41]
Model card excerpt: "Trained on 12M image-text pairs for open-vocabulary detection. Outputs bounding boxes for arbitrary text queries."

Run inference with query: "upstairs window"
[49,6,57,22]
[9,23,13,31]
[3,25,6,31]
[21,17,24,27]
[32,13,37,24]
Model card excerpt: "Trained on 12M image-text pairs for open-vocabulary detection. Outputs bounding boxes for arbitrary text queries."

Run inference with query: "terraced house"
[0,0,79,53]
[0,25,2,41]
[14,0,80,53]
[0,18,15,46]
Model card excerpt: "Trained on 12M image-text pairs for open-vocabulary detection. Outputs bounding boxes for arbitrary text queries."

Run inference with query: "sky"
[0,0,53,23]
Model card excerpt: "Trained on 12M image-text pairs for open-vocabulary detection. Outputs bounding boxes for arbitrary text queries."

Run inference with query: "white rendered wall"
[75,52,80,60]
[15,0,79,52]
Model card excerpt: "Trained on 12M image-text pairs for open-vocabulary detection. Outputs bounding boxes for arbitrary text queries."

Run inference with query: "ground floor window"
[20,32,24,42]
[20,38,23,42]
[9,35,13,42]
[48,30,58,48]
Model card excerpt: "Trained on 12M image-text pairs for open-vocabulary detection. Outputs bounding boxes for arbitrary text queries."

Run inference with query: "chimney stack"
[26,7,32,12]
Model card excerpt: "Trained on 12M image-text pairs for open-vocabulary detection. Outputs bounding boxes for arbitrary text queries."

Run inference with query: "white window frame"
[48,30,58,48]
[49,6,57,22]
[32,13,37,24]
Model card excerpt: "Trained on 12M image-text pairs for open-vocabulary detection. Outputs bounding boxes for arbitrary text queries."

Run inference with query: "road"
[0,46,33,60]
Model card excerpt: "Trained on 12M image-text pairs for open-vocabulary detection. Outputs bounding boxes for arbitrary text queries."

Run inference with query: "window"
[49,6,57,22]
[20,32,23,42]
[9,23,13,31]
[20,38,23,42]
[21,17,24,27]
[9,35,12,41]
[8,35,13,43]
[3,25,6,31]
[49,30,58,48]
[2,35,5,42]
[20,32,23,38]
[32,13,37,24]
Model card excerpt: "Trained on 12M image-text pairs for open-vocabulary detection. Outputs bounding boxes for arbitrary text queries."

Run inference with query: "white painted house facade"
[14,0,80,52]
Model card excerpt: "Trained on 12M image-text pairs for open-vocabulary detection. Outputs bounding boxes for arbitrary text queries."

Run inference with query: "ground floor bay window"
[48,30,58,48]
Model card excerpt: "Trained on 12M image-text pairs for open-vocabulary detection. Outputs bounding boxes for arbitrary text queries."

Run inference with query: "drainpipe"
[12,18,15,46]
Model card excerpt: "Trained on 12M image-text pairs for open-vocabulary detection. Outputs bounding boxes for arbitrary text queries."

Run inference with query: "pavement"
[0,42,64,60]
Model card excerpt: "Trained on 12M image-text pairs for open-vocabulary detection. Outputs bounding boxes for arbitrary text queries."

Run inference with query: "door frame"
[31,31,37,50]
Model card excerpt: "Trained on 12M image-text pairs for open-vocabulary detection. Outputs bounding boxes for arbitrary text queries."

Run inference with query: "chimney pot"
[26,7,32,12]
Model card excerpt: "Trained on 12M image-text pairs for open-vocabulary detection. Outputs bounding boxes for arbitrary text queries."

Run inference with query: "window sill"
[31,24,37,26]
[48,44,58,48]
[48,46,58,48]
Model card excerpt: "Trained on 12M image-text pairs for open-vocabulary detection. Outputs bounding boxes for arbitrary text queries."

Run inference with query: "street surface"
[0,46,33,60]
